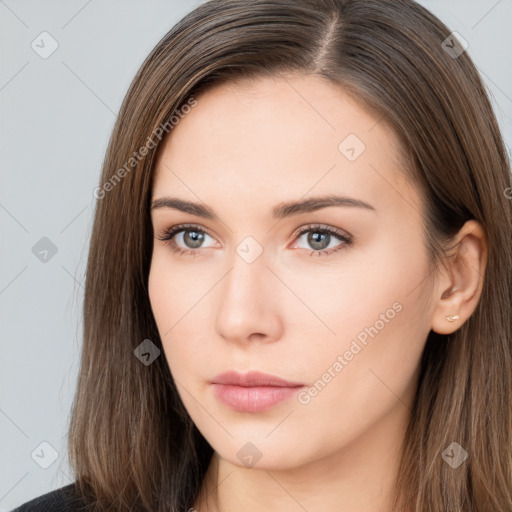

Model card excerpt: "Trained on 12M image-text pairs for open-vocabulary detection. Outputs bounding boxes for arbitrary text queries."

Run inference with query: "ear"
[431,220,488,335]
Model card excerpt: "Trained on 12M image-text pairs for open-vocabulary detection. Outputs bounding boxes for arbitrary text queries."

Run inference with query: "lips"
[210,371,305,412]
[211,370,304,388]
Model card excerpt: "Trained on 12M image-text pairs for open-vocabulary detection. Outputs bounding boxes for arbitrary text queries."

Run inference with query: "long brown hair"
[68,0,512,510]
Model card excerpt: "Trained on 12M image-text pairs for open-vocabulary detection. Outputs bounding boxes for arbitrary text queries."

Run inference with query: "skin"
[148,73,487,512]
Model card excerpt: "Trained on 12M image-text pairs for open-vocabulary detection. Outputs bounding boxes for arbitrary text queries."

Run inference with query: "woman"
[14,0,512,511]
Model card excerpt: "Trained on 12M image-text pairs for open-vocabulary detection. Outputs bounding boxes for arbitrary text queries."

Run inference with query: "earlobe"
[430,220,487,335]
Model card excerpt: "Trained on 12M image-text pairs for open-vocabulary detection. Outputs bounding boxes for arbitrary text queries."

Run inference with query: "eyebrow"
[150,195,375,220]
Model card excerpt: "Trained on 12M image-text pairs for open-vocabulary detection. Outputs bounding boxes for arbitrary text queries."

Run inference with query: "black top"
[11,483,89,512]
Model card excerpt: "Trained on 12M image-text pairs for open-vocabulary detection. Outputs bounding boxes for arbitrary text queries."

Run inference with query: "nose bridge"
[215,238,279,342]
[221,241,267,311]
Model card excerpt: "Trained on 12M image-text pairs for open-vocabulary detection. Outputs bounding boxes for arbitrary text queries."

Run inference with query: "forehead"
[151,74,422,220]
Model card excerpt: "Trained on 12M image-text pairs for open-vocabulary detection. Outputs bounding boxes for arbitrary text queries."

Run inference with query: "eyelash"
[155,223,353,258]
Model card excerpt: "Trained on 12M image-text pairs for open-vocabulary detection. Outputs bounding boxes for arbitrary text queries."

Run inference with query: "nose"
[214,244,283,346]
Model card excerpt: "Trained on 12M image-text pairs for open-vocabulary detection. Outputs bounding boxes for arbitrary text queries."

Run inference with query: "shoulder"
[11,483,89,512]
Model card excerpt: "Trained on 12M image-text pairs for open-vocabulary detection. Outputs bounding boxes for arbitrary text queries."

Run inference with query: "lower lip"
[211,384,303,412]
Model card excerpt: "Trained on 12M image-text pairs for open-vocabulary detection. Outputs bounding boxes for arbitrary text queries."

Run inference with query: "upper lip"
[211,370,304,388]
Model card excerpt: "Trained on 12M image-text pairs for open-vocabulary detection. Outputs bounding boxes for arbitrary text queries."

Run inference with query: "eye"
[155,223,353,258]
[291,224,353,257]
[155,224,216,256]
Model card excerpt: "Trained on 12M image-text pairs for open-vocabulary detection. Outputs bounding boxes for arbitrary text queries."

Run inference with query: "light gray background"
[1,1,511,510]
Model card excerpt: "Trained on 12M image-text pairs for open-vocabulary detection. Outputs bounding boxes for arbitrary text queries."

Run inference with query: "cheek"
[148,251,204,337]
[281,226,431,348]
[147,254,211,380]
[287,291,430,463]
[289,231,432,408]
[148,257,172,336]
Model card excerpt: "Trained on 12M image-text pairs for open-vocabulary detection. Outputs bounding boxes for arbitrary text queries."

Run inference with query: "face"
[148,73,436,471]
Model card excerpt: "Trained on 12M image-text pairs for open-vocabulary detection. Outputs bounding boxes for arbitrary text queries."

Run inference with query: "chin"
[206,430,323,472]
